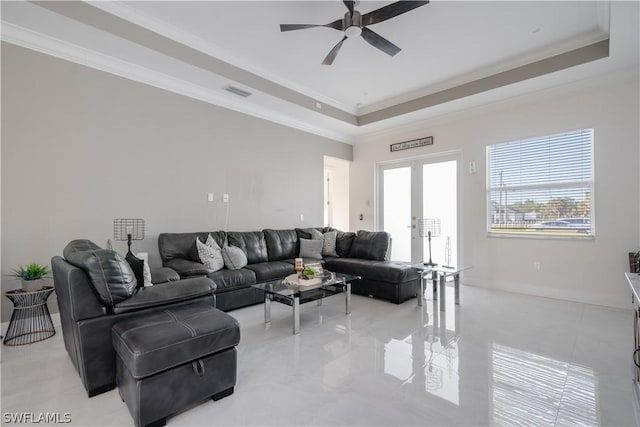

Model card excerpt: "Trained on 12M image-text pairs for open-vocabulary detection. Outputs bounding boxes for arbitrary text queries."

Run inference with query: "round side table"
[3,286,56,346]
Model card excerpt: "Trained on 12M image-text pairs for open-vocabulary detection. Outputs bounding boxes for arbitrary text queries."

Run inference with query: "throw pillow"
[322,230,338,257]
[196,234,225,272]
[296,227,324,241]
[125,251,145,288]
[299,238,323,259]
[222,245,248,270]
[65,248,137,306]
[136,252,153,287]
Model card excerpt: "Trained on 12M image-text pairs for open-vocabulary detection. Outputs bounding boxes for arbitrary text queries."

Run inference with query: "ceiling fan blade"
[322,36,348,65]
[362,1,429,26]
[280,18,343,32]
[361,27,401,56]
[343,0,355,15]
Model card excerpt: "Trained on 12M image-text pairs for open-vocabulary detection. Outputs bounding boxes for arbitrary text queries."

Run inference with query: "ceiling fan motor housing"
[343,10,362,36]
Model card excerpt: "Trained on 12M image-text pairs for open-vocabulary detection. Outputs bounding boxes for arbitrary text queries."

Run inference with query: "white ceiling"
[1,1,638,143]
[118,1,608,110]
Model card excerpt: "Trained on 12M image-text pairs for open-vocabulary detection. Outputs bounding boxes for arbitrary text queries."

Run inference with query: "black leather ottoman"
[112,303,240,427]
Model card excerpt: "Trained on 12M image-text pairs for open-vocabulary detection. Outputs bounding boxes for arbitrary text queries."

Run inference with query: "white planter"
[22,278,44,292]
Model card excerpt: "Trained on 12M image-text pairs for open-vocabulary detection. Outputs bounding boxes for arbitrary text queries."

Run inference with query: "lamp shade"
[113,219,145,241]
[419,218,441,238]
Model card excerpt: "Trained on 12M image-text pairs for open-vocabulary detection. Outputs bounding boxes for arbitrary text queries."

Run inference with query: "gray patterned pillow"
[222,245,248,270]
[196,234,225,272]
[299,238,323,259]
[322,230,338,257]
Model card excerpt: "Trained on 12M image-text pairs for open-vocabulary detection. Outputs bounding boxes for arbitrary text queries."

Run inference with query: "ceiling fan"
[280,1,429,65]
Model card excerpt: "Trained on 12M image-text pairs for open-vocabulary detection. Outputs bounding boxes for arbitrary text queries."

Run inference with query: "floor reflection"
[383,298,461,405]
[491,343,598,426]
[379,295,600,425]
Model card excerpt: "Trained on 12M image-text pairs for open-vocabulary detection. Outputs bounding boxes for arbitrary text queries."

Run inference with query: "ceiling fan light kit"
[280,0,429,65]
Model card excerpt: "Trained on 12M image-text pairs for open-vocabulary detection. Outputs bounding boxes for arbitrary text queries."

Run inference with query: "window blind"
[487,129,594,236]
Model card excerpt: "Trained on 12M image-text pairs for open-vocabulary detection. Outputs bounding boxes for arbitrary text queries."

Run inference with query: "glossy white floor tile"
[2,286,639,426]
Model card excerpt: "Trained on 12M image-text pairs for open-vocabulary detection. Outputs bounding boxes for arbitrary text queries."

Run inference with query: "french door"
[378,154,460,265]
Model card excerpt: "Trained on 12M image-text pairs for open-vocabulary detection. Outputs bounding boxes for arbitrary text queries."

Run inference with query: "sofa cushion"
[112,303,240,379]
[65,247,137,306]
[263,229,298,261]
[246,261,294,283]
[222,245,248,270]
[165,258,211,277]
[227,231,269,264]
[335,230,356,258]
[207,268,256,293]
[150,267,180,284]
[158,232,227,263]
[112,277,216,314]
[349,231,391,261]
[299,238,323,259]
[324,258,418,283]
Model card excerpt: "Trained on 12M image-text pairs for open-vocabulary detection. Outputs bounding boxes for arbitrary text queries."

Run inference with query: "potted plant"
[9,263,50,291]
[302,266,318,279]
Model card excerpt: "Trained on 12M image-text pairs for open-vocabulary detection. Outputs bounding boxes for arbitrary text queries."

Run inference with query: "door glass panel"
[383,167,411,262]
[422,161,457,267]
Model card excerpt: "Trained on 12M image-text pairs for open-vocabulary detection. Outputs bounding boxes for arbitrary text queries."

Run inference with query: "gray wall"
[351,67,639,309]
[1,43,352,320]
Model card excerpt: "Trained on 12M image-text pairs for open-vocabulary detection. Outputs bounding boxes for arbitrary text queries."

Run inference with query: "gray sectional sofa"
[158,228,419,311]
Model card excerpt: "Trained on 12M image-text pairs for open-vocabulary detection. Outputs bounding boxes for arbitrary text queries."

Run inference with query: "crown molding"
[353,64,637,144]
[88,0,358,116]
[1,21,354,144]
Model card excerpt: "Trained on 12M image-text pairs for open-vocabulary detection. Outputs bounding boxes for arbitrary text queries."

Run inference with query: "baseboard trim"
[463,278,630,310]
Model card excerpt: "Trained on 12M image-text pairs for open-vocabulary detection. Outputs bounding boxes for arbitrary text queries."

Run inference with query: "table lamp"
[113,219,145,253]
[113,219,146,287]
[419,218,441,267]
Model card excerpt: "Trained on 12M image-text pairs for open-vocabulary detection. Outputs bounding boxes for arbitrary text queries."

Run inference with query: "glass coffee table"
[252,272,360,334]
[412,264,472,310]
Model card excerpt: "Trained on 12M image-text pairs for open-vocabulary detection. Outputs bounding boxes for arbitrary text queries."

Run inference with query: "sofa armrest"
[164,258,211,277]
[112,277,216,314]
[150,267,180,284]
[52,256,107,321]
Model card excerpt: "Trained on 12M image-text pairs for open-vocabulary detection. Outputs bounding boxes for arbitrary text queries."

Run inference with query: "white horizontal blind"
[487,129,594,236]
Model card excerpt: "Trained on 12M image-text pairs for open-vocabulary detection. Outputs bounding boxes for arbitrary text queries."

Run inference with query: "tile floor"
[2,285,639,426]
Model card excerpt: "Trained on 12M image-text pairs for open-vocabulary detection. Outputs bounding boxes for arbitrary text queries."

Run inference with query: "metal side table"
[412,265,472,310]
[3,286,56,346]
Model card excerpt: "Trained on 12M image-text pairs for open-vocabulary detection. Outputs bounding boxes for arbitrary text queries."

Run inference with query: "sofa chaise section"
[323,258,418,304]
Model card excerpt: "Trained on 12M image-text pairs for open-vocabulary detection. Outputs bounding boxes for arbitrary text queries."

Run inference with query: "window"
[487,129,593,237]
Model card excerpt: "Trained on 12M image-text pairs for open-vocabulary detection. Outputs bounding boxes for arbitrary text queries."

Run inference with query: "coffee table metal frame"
[252,272,360,334]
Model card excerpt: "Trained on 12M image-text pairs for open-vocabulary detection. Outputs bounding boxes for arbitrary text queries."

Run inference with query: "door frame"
[376,150,463,265]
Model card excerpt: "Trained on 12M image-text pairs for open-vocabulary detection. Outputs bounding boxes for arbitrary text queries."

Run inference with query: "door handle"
[407,225,416,229]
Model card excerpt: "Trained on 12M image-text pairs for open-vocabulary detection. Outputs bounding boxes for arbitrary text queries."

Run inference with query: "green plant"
[302,266,318,277]
[8,263,50,281]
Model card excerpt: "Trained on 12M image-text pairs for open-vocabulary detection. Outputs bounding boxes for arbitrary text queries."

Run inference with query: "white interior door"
[379,155,460,265]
